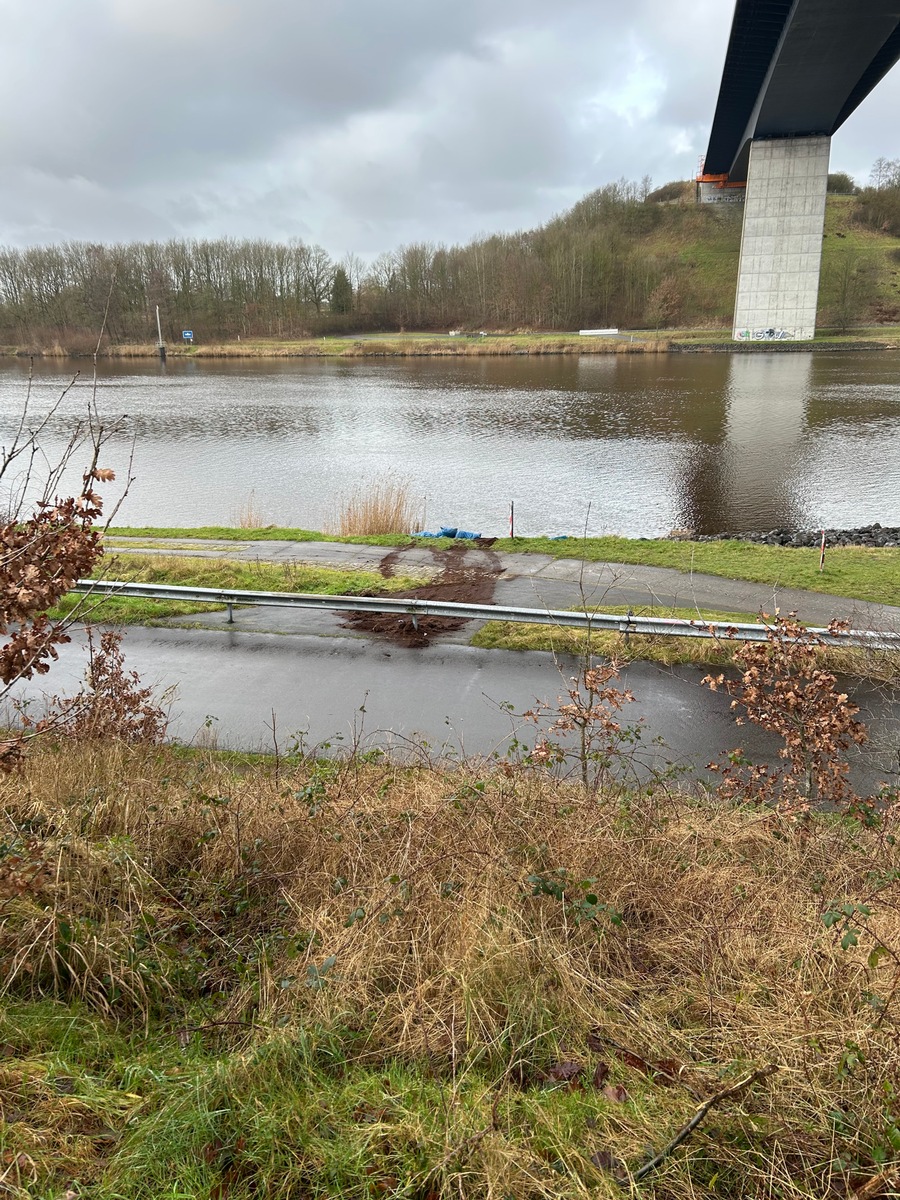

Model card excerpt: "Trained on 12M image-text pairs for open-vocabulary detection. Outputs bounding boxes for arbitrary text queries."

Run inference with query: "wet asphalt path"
[11,624,899,792]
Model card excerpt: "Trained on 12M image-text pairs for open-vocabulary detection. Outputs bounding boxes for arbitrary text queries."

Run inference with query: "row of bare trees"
[0,165,897,345]
[0,239,339,347]
[0,182,698,345]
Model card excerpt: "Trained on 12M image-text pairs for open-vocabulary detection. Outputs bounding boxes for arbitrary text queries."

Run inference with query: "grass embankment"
[507,537,900,607]
[29,325,900,359]
[474,603,757,668]
[53,555,425,626]
[108,527,413,544]
[472,604,900,679]
[2,741,898,1198]
[88,333,671,359]
[107,530,900,608]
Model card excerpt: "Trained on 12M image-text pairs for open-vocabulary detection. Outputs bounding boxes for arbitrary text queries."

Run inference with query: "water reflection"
[0,352,896,536]
[715,354,811,533]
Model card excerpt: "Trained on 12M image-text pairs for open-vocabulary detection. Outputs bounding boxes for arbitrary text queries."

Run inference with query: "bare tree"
[869,157,900,189]
[300,244,336,315]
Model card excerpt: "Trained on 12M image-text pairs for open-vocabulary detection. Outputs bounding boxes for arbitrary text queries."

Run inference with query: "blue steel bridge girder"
[705,0,900,183]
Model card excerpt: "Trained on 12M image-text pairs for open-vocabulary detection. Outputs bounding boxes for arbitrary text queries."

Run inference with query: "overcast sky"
[2,0,898,256]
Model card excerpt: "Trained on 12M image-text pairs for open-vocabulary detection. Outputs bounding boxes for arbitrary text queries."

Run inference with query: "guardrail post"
[227,603,234,624]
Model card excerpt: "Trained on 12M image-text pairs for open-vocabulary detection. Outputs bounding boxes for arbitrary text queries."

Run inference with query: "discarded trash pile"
[413,525,482,540]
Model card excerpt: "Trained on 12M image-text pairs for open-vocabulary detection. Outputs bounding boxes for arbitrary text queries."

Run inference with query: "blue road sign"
[182,330,193,340]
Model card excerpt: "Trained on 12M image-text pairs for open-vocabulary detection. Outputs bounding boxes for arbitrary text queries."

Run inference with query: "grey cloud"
[1,0,897,252]
[4,0,595,184]
[0,170,177,244]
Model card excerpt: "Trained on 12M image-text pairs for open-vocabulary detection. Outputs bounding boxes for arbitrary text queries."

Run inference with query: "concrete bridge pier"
[732,135,831,342]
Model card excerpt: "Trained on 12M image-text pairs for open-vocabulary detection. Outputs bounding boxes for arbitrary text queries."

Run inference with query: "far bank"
[2,327,900,359]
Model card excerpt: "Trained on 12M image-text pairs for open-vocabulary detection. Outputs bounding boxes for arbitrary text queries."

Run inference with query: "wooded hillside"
[1,180,899,350]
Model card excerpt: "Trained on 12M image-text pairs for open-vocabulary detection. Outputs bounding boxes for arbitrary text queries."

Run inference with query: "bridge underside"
[706,0,900,183]
[703,0,900,342]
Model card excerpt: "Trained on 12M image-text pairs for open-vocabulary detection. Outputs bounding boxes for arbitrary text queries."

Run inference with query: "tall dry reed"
[330,473,423,536]
[233,488,266,529]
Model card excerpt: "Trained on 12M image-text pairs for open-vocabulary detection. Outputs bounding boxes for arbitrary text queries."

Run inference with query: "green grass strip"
[53,553,425,625]
[502,536,900,607]
[473,603,759,667]
[108,526,412,545]
[0,1000,680,1200]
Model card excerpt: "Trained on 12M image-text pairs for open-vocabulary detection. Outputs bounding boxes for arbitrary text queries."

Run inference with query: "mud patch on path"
[346,541,504,648]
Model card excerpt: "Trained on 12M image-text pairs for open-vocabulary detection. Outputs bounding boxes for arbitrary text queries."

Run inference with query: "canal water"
[0,352,897,537]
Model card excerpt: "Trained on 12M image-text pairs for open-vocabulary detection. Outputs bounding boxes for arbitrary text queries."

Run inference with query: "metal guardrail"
[72,579,900,650]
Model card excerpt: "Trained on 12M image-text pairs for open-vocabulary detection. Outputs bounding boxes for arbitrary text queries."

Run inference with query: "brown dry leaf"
[653,1057,684,1083]
[615,1047,683,1085]
[544,1060,584,1086]
[616,1048,655,1076]
[586,1029,605,1053]
[591,1149,628,1181]
[353,1102,389,1123]
[601,1084,629,1103]
[592,1061,611,1089]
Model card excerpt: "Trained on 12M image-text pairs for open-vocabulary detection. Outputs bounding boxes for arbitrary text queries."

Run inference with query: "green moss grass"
[53,554,425,625]
[469,602,898,677]
[0,1001,688,1200]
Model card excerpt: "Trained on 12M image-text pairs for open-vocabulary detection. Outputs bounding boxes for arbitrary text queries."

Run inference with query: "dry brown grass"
[2,739,899,1195]
[330,473,424,536]
[41,336,674,359]
[233,488,266,529]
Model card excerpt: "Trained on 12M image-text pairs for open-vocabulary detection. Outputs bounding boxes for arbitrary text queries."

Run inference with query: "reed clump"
[2,734,899,1198]
[331,473,423,536]
[234,489,266,529]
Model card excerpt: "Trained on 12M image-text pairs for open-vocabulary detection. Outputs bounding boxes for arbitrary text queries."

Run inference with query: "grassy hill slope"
[616,193,900,330]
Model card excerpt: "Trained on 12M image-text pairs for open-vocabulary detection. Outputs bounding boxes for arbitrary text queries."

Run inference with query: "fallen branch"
[853,1169,900,1200]
[621,1064,779,1186]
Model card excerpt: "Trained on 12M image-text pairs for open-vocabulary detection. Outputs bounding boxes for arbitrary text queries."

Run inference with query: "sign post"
[182,330,194,345]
